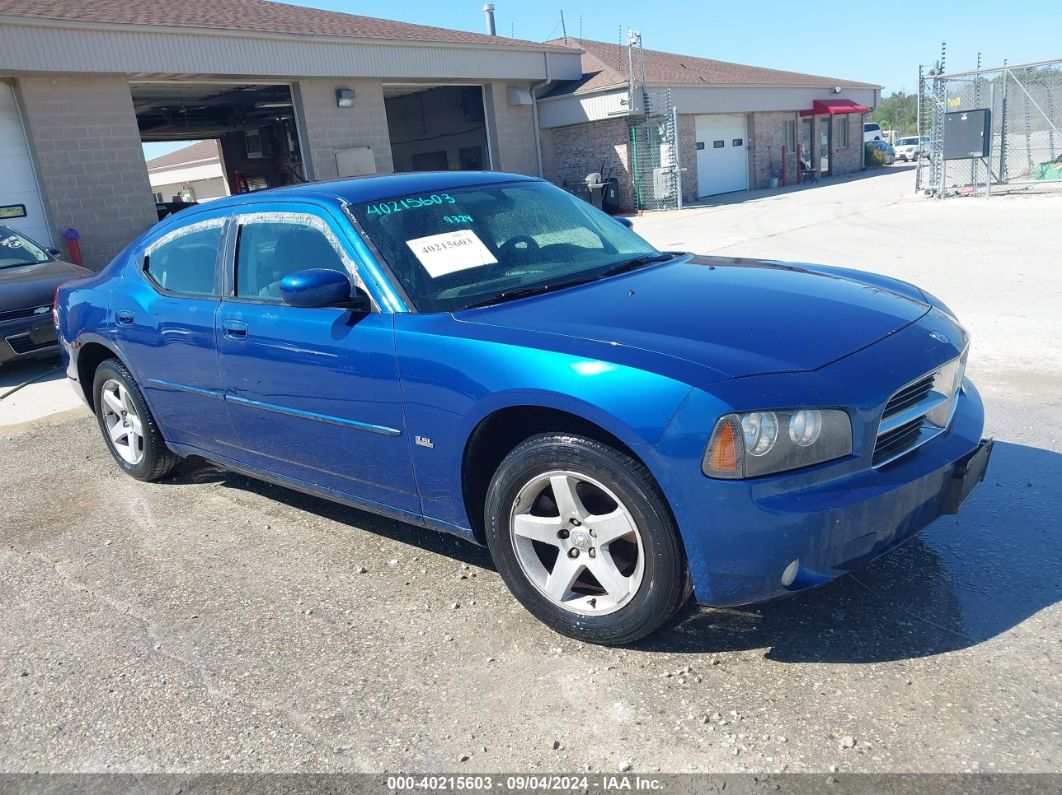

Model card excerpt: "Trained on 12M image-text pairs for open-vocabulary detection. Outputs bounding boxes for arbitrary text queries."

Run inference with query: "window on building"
[235,217,348,301]
[838,119,850,148]
[144,222,224,296]
[783,120,797,152]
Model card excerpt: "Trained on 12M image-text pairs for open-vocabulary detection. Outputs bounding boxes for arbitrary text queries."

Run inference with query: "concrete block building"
[538,39,880,209]
[0,0,580,267]
[1,0,879,268]
[147,140,229,205]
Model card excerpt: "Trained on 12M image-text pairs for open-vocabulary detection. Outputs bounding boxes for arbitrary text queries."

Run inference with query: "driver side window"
[235,217,348,301]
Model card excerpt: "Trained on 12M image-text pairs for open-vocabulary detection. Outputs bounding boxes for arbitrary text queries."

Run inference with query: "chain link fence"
[917,59,1062,198]
[630,89,680,211]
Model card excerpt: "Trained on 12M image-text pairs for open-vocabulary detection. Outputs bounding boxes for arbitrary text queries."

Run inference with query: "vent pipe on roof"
[483,4,496,35]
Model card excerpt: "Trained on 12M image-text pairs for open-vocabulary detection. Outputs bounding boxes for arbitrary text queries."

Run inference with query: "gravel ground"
[1,168,1059,774]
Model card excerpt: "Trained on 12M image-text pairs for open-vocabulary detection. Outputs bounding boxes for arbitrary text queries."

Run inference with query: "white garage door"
[0,82,51,245]
[695,114,749,198]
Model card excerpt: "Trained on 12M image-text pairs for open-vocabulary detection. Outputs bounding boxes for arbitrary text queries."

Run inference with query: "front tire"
[92,358,179,482]
[484,433,689,645]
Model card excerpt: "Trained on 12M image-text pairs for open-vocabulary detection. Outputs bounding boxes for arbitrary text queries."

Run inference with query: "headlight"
[789,410,822,447]
[926,351,967,427]
[703,408,852,479]
[741,411,778,456]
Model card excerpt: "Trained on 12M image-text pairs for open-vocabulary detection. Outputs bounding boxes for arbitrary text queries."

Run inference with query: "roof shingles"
[146,140,220,170]
[544,38,879,96]
[0,0,564,49]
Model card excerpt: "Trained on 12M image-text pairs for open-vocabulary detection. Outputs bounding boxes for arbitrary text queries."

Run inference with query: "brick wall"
[830,112,863,176]
[749,111,796,188]
[486,82,539,176]
[678,114,697,202]
[295,78,393,180]
[16,75,157,270]
[545,118,634,211]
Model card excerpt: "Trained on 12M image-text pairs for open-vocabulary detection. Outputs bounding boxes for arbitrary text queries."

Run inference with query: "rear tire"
[484,433,689,645]
[92,358,180,482]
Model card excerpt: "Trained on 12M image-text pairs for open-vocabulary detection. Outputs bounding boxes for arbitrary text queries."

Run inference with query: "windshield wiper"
[599,252,676,277]
[461,253,679,311]
[462,275,600,310]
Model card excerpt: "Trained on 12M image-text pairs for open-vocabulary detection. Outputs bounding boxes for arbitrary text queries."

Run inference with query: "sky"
[142,0,1061,160]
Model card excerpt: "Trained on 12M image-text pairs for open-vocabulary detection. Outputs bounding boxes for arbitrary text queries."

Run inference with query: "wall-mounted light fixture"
[832,86,843,95]
[336,88,356,108]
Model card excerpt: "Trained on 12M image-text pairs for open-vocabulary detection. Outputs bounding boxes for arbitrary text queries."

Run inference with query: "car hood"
[454,255,930,379]
[0,259,92,311]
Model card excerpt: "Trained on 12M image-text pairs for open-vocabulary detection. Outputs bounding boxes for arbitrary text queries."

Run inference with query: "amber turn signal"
[703,415,742,478]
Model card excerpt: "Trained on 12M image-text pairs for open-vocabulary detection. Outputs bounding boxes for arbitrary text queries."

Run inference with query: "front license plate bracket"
[941,438,993,514]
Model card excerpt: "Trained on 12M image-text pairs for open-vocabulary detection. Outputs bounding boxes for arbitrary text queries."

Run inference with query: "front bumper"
[0,316,58,365]
[663,380,987,607]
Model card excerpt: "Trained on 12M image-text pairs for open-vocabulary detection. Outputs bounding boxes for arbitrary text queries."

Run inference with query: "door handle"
[116,309,134,326]
[222,320,248,340]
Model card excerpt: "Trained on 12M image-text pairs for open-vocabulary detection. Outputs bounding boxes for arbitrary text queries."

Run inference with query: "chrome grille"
[882,374,935,419]
[873,353,966,468]
[0,305,50,323]
[872,418,925,466]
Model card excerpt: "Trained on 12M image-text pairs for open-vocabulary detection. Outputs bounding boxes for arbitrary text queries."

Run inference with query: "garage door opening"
[384,85,490,173]
[695,113,749,198]
[132,82,306,213]
[1,81,51,244]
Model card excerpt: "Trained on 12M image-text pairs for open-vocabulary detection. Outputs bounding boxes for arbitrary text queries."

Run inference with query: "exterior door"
[695,114,749,197]
[114,206,233,452]
[216,203,418,514]
[0,83,51,245]
[819,116,832,176]
[801,118,814,169]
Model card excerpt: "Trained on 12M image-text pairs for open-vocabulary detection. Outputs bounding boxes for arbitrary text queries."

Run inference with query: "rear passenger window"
[235,218,348,301]
[144,223,223,296]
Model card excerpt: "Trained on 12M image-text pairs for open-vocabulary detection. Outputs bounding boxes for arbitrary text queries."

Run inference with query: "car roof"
[204,171,542,211]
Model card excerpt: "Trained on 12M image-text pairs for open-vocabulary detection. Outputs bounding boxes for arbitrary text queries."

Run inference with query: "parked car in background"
[869,138,896,165]
[864,121,884,142]
[56,172,991,645]
[0,225,91,366]
[155,200,198,222]
[894,136,928,162]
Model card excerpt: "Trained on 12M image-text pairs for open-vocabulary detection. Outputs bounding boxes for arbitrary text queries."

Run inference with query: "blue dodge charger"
[56,172,991,644]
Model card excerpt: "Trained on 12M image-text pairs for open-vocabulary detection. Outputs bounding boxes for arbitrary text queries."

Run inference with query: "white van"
[864,122,883,142]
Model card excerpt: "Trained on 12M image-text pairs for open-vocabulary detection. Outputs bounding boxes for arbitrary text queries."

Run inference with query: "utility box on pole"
[943,108,991,160]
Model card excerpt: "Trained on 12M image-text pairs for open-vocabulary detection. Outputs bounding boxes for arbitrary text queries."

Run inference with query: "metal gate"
[630,89,681,211]
[917,58,1062,198]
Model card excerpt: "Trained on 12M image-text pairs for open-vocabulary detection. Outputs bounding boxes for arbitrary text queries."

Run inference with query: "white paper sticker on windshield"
[406,229,497,278]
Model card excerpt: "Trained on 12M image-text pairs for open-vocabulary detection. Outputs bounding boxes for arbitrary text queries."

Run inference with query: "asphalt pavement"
[1,168,1059,774]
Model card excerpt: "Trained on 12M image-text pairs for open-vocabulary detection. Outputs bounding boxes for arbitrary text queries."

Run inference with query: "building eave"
[0,14,580,56]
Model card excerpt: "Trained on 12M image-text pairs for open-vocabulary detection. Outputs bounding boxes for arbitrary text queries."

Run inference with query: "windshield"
[349,181,661,313]
[0,227,52,269]
[897,137,918,146]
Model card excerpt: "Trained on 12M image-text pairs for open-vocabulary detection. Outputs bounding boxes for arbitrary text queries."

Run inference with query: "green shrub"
[865,142,887,168]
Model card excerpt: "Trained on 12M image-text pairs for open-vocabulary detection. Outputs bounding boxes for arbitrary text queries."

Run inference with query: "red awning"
[799,99,870,117]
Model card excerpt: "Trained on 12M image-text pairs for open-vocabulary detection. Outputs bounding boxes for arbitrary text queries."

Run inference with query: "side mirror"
[46,247,62,258]
[280,268,358,309]
[614,216,634,229]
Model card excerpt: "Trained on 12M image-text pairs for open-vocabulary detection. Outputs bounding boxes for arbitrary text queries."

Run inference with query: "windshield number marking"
[365,194,457,218]
[443,214,474,225]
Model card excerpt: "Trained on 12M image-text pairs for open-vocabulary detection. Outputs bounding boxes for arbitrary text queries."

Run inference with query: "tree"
[872,92,918,135]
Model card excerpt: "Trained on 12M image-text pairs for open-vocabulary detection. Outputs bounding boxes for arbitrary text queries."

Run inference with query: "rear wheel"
[92,359,180,481]
[485,433,689,645]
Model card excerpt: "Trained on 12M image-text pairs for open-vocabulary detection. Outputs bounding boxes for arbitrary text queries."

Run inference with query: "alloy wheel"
[100,379,144,465]
[509,470,645,616]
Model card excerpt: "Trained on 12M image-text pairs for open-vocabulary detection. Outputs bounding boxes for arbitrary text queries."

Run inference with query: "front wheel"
[484,433,689,645]
[92,358,180,481]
